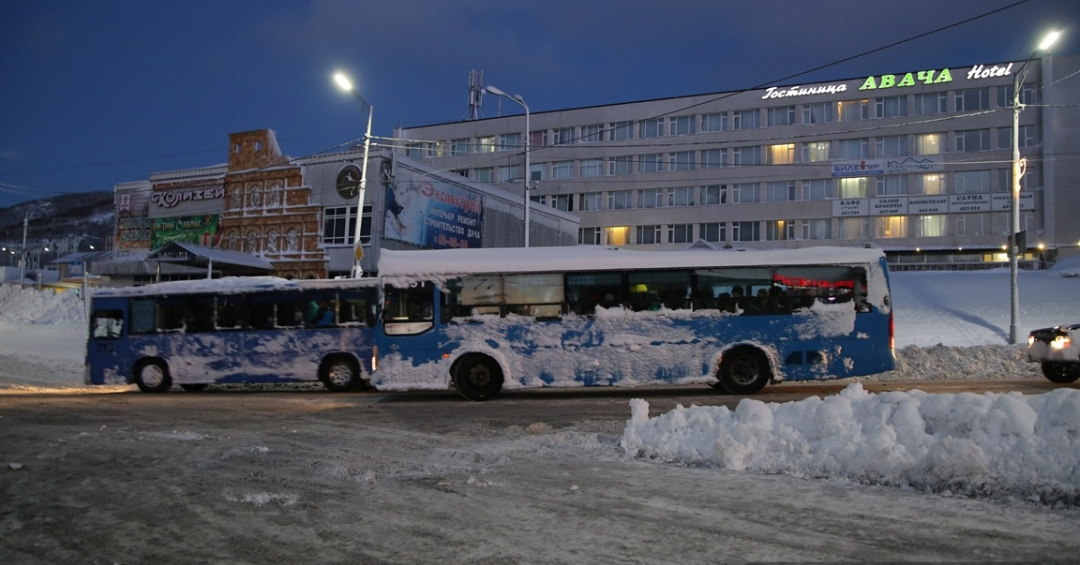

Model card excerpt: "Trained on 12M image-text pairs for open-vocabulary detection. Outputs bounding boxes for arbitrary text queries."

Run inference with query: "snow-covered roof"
[90,275,379,297]
[147,241,274,272]
[377,245,887,278]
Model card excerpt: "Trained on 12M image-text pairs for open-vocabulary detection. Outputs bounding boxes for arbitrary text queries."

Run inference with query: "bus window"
[339,290,377,327]
[504,273,564,317]
[91,310,124,339]
[773,266,867,311]
[566,272,623,314]
[694,268,773,313]
[627,270,692,311]
[384,283,434,335]
[274,293,309,328]
[215,296,244,330]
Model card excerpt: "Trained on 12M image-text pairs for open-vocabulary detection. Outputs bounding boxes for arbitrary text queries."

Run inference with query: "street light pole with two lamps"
[1009,30,1061,344]
[334,72,374,278]
[484,85,532,248]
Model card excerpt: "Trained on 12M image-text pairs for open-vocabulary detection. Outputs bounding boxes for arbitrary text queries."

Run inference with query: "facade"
[101,129,578,285]
[394,55,1080,267]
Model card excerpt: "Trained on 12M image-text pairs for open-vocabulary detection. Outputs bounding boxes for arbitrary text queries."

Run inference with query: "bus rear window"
[90,310,124,339]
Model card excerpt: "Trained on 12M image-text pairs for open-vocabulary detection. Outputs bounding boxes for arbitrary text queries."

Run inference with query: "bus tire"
[717,346,771,395]
[134,359,172,393]
[1042,362,1080,384]
[453,354,503,401]
[320,354,361,392]
[180,384,209,392]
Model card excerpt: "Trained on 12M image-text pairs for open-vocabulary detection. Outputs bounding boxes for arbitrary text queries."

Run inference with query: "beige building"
[394,55,1080,267]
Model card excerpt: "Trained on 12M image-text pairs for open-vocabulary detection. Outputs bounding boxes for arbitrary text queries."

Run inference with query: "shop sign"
[151,186,225,209]
[870,197,907,216]
[761,83,848,100]
[949,194,991,213]
[859,68,952,90]
[832,199,868,217]
[832,159,883,177]
[991,192,1036,211]
[967,63,1014,80]
[885,156,943,174]
[907,196,949,214]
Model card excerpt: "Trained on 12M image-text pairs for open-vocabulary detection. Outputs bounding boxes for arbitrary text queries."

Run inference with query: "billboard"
[383,175,484,249]
[151,215,221,250]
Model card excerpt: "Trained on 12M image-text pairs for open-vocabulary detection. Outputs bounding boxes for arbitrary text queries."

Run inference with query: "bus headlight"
[1051,336,1071,351]
[1027,336,1035,347]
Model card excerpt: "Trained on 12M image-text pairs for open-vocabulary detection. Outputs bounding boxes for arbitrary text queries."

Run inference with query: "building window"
[955,87,991,111]
[580,192,603,211]
[551,161,574,179]
[607,226,629,246]
[803,102,835,124]
[638,189,663,209]
[838,177,868,198]
[875,216,908,239]
[733,146,762,165]
[733,183,760,204]
[954,213,989,236]
[767,106,796,127]
[766,220,795,241]
[998,82,1038,107]
[767,181,796,202]
[955,170,991,193]
[581,159,603,178]
[768,143,795,164]
[916,215,948,237]
[701,148,727,168]
[474,167,494,183]
[477,136,495,153]
[552,127,574,145]
[529,130,548,148]
[833,138,869,159]
[322,205,371,246]
[837,99,869,121]
[641,118,665,138]
[608,190,632,210]
[838,217,868,240]
[639,153,664,174]
[803,179,833,200]
[913,92,947,115]
[733,221,760,242]
[802,141,830,162]
[915,133,944,155]
[610,155,634,175]
[670,151,694,171]
[579,227,601,245]
[552,194,573,212]
[671,116,695,136]
[610,121,634,141]
[732,109,761,130]
[580,124,602,143]
[702,185,726,205]
[699,222,725,243]
[668,187,693,207]
[498,132,521,151]
[955,129,991,152]
[877,135,908,157]
[913,174,945,195]
[452,139,470,156]
[636,225,662,245]
[807,218,832,240]
[876,176,908,196]
[998,125,1040,149]
[499,164,522,183]
[702,112,727,132]
[875,96,907,118]
[668,224,693,244]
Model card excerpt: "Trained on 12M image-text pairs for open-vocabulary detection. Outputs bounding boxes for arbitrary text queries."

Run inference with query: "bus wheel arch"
[716,345,772,395]
[452,353,504,401]
[133,358,172,393]
[319,354,363,392]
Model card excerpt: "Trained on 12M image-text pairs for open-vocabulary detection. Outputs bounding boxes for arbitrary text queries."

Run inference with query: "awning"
[146,241,274,276]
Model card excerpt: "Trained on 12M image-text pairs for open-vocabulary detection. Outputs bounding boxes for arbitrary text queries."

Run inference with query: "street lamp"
[484,85,531,247]
[334,71,374,278]
[1009,30,1060,344]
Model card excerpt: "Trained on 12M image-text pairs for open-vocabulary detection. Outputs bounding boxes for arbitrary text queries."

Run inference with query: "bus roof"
[90,276,379,298]
[377,246,886,279]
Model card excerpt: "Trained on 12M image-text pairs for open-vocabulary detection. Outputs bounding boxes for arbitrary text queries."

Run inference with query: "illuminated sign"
[860,69,952,90]
[773,273,854,290]
[832,160,883,177]
[967,63,1014,80]
[886,156,943,174]
[761,84,848,100]
[151,186,225,209]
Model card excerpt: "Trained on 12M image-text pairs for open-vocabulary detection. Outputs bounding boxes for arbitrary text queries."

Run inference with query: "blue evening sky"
[1,0,1078,207]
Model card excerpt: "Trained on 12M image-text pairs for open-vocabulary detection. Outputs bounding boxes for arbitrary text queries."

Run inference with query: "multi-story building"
[394,55,1080,266]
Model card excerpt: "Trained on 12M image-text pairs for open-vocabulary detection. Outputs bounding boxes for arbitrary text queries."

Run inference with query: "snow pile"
[0,284,84,325]
[622,383,1080,505]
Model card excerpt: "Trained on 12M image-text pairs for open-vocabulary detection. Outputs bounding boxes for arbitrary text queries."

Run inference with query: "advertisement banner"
[384,177,484,249]
[832,159,883,177]
[151,215,221,250]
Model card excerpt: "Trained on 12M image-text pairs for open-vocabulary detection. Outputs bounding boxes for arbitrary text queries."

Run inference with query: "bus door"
[378,282,441,365]
[86,296,134,385]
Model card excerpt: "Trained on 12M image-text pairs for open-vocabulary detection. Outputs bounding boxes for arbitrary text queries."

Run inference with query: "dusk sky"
[2,0,1078,207]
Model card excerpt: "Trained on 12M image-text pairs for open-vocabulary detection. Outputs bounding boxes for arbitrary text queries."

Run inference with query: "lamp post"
[484,85,531,247]
[334,72,374,278]
[1009,30,1060,344]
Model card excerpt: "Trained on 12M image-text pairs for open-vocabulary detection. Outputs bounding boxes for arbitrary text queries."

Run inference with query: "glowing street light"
[484,85,532,247]
[1009,30,1061,344]
[333,71,374,278]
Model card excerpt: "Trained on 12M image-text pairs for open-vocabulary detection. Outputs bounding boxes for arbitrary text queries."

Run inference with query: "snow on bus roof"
[90,276,378,298]
[377,246,886,278]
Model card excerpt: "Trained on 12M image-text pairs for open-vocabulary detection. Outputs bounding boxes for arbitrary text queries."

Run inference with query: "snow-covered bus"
[85,277,379,392]
[372,246,895,400]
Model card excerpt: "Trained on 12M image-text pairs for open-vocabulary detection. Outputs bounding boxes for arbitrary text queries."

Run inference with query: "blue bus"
[85,277,379,392]
[372,246,895,400]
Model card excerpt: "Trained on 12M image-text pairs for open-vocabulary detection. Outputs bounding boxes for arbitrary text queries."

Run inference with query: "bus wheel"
[134,359,172,393]
[717,347,771,395]
[453,355,503,401]
[180,384,209,392]
[320,355,361,392]
[1042,362,1080,384]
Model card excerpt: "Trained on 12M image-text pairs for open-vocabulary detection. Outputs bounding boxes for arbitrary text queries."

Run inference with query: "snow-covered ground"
[2,258,1080,507]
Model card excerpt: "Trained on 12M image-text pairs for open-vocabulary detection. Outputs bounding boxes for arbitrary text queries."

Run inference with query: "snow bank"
[622,383,1080,505]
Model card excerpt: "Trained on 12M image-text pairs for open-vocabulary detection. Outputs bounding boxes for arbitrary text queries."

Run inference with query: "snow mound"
[622,383,1080,505]
[0,284,84,325]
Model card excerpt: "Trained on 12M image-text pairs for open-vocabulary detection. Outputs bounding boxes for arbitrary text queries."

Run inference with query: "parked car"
[1027,324,1080,383]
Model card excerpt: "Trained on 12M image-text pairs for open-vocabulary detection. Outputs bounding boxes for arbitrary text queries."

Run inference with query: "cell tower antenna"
[465,69,484,121]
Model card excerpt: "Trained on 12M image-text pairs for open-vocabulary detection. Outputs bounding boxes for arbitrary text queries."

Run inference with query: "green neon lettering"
[859,76,878,90]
